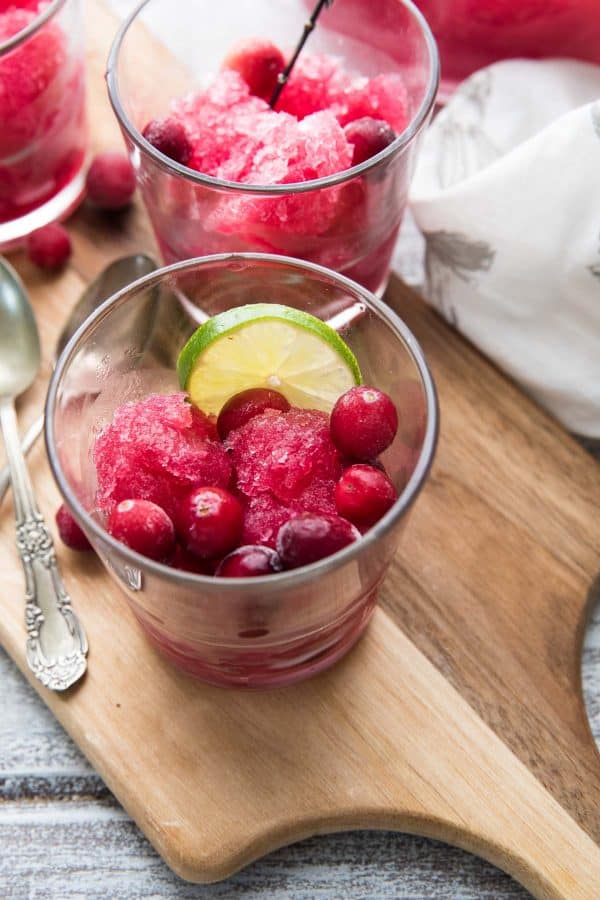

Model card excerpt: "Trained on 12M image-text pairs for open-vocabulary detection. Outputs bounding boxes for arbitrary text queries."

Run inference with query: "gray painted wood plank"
[0,799,528,899]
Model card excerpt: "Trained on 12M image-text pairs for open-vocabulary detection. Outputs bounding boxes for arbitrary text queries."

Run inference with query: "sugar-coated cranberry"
[55,504,92,552]
[27,223,71,269]
[217,388,290,440]
[142,116,192,165]
[330,386,398,460]
[335,464,397,527]
[276,512,360,570]
[176,486,244,559]
[108,499,175,562]
[344,117,396,166]
[86,152,136,210]
[215,545,282,578]
[222,38,285,101]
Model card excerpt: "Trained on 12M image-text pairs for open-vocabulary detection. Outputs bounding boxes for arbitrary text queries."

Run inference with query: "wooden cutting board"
[1,2,600,896]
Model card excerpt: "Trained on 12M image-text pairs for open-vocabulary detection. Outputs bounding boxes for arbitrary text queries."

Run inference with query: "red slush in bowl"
[0,0,87,248]
[107,0,438,296]
[46,255,438,688]
[413,0,600,97]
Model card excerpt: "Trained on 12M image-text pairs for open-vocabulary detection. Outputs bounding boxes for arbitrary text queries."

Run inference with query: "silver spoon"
[0,254,157,505]
[0,257,89,691]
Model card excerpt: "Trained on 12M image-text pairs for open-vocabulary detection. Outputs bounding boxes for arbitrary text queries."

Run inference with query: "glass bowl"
[45,254,438,689]
[106,0,439,297]
[0,0,87,249]
[413,0,600,98]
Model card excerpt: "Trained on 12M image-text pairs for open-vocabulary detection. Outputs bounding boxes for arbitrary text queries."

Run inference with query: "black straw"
[269,0,334,108]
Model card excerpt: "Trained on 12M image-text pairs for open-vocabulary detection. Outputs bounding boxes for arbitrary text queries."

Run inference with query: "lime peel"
[177,303,362,416]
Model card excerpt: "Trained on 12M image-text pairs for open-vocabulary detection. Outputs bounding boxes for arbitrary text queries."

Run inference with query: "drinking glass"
[46,254,438,689]
[413,0,600,98]
[0,0,87,249]
[106,0,438,297]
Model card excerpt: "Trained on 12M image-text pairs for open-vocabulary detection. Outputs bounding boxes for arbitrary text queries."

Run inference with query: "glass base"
[138,596,378,690]
[0,168,86,251]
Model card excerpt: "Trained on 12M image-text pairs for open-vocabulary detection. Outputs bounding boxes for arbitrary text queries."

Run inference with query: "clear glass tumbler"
[46,254,438,689]
[413,0,600,97]
[0,0,87,249]
[106,0,438,297]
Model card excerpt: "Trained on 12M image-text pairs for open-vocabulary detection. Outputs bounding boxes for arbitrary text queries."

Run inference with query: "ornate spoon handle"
[0,413,43,505]
[0,399,87,691]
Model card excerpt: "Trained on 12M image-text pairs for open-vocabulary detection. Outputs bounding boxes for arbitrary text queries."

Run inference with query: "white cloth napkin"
[409,60,600,438]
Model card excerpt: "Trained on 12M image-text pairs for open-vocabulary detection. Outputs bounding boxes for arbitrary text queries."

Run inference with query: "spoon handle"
[0,413,43,506]
[0,399,87,691]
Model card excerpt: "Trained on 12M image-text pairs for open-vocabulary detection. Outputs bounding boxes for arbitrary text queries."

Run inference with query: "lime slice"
[177,303,362,415]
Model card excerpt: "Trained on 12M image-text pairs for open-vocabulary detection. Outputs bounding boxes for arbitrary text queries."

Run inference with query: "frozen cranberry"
[330,386,398,460]
[142,116,192,165]
[344,117,396,166]
[217,388,290,440]
[215,545,282,578]
[86,152,136,210]
[55,504,92,552]
[335,464,397,528]
[27,223,71,269]
[176,486,243,559]
[222,38,285,101]
[108,499,175,562]
[276,512,360,569]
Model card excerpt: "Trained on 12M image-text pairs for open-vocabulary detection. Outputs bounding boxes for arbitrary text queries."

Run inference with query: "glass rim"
[45,252,439,595]
[0,0,67,55]
[105,0,440,196]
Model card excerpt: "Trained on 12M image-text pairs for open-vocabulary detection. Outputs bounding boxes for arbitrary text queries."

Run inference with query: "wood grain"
[0,2,600,897]
[381,286,600,843]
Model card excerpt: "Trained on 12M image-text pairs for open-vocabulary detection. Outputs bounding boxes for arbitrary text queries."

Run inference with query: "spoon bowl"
[54,253,157,361]
[0,259,41,398]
